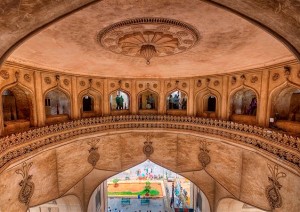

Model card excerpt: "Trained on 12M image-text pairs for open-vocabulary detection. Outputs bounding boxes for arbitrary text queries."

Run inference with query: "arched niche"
[166,89,188,116]
[269,83,300,134]
[229,87,258,125]
[1,84,34,135]
[28,195,82,212]
[109,89,130,115]
[217,198,266,212]
[195,89,221,119]
[138,89,159,115]
[44,88,71,125]
[79,89,102,118]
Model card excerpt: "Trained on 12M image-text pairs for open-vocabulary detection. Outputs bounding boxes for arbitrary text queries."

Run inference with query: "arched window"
[45,89,70,116]
[207,96,216,112]
[167,90,187,110]
[231,89,257,116]
[82,95,94,112]
[138,90,158,110]
[110,90,129,110]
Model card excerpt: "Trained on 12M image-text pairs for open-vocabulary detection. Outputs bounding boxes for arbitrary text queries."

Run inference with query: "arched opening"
[28,195,82,212]
[195,89,220,118]
[88,160,210,212]
[166,90,188,116]
[138,90,158,114]
[230,88,257,125]
[217,198,267,212]
[45,89,71,125]
[110,90,130,115]
[2,85,33,134]
[270,86,300,135]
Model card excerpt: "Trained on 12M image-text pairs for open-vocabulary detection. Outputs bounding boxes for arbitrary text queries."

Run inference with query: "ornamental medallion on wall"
[198,140,210,168]
[143,134,154,157]
[16,162,35,206]
[265,164,286,210]
[87,138,100,167]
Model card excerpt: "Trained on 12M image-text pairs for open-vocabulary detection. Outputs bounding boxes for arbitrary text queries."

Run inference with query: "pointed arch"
[194,87,222,118]
[166,89,188,115]
[109,88,131,115]
[228,85,259,125]
[137,89,159,114]
[78,88,103,118]
[0,82,36,135]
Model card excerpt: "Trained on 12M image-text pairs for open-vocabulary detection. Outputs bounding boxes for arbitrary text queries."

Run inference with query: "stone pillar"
[258,70,270,127]
[103,79,109,115]
[34,71,45,126]
[131,79,137,114]
[158,80,165,114]
[188,79,194,116]
[220,76,229,120]
[71,76,79,119]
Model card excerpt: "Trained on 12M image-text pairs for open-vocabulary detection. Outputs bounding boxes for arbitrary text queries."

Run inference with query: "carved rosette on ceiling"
[198,140,210,168]
[143,134,154,157]
[87,139,100,167]
[265,164,286,210]
[16,162,34,206]
[98,17,200,64]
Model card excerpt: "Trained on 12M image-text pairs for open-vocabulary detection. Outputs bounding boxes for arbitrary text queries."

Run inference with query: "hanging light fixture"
[140,44,157,65]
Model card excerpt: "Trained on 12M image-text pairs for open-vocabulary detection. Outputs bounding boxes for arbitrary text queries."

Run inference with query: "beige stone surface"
[7,0,294,78]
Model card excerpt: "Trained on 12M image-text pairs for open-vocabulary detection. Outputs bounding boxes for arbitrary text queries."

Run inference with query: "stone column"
[258,70,270,127]
[158,80,165,114]
[221,76,229,120]
[131,79,137,114]
[103,79,109,115]
[71,76,79,119]
[34,71,45,126]
[188,79,195,116]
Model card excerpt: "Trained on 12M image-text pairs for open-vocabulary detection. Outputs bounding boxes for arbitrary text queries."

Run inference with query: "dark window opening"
[83,96,92,112]
[207,96,216,112]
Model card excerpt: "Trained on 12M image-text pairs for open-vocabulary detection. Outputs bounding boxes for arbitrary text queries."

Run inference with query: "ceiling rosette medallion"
[98,17,200,64]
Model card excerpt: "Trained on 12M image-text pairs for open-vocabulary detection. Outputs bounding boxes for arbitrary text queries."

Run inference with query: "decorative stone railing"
[0,115,299,174]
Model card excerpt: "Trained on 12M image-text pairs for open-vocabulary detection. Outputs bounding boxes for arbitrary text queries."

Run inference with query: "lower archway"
[217,198,267,212]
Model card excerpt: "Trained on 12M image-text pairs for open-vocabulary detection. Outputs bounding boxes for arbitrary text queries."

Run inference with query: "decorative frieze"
[0,115,299,174]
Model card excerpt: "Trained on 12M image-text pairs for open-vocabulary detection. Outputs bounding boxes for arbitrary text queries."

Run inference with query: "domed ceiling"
[7,0,295,78]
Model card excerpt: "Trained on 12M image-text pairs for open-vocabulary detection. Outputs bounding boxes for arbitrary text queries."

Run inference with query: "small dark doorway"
[83,96,93,112]
[207,96,216,112]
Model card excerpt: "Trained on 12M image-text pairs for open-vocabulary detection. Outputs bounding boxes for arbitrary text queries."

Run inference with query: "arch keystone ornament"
[87,139,100,167]
[15,162,34,206]
[265,164,286,210]
[198,140,211,168]
[143,134,154,157]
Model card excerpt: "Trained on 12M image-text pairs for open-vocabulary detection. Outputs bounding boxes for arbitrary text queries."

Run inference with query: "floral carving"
[197,80,202,87]
[87,139,100,166]
[96,82,101,87]
[265,164,286,210]
[63,79,70,86]
[143,134,154,157]
[272,73,280,81]
[0,70,9,79]
[198,140,210,168]
[213,80,220,86]
[79,81,86,86]
[139,84,143,88]
[110,83,115,88]
[44,77,51,84]
[125,83,130,88]
[153,84,158,88]
[16,162,34,206]
[167,83,172,88]
[182,82,187,88]
[251,76,258,83]
[23,74,31,82]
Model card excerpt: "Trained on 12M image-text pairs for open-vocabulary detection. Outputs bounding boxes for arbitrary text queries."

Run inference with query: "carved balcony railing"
[0,115,299,174]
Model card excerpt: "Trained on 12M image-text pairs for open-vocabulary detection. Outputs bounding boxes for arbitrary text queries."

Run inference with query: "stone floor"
[107,197,168,212]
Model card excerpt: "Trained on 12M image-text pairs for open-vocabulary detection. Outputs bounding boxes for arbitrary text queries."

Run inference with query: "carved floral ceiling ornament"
[265,164,286,210]
[143,133,154,157]
[198,139,211,168]
[87,138,100,167]
[0,70,9,80]
[16,162,34,206]
[98,17,200,65]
